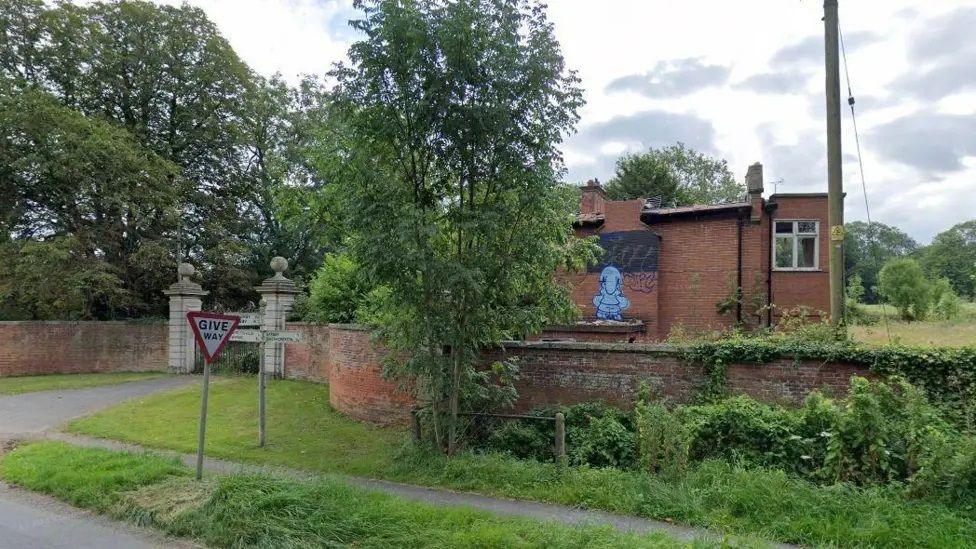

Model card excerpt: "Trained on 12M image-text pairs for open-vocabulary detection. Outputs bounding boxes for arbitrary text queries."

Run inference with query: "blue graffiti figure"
[592,266,630,320]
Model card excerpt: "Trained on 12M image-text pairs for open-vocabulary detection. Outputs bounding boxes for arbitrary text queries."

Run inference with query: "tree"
[0,0,349,314]
[0,89,179,318]
[844,221,919,303]
[921,221,976,299]
[878,258,931,321]
[603,142,744,205]
[334,0,596,453]
[306,253,372,324]
[603,152,678,203]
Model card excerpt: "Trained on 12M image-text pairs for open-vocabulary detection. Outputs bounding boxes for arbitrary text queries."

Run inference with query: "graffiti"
[592,266,630,320]
[625,271,658,294]
[588,231,659,295]
[587,231,660,275]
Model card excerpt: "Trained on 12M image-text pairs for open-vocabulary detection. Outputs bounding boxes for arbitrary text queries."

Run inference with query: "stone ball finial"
[178,262,195,279]
[270,256,288,275]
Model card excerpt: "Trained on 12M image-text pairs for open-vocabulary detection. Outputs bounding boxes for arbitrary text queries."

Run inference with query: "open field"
[850,302,976,347]
[0,441,699,549]
[0,372,168,395]
[67,376,976,547]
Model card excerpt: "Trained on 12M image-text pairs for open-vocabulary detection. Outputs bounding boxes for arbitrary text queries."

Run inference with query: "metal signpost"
[186,311,240,480]
[224,313,302,447]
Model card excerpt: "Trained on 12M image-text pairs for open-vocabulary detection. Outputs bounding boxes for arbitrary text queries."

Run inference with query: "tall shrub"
[878,258,931,320]
[333,0,596,453]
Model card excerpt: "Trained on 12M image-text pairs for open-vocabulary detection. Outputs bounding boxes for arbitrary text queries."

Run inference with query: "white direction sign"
[228,312,262,327]
[229,329,263,343]
[263,330,302,342]
[187,312,240,363]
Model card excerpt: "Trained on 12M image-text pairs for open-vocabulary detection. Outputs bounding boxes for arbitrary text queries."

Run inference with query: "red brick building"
[550,163,830,341]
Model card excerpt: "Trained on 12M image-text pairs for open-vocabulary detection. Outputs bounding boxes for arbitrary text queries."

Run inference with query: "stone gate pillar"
[163,263,208,374]
[255,257,299,378]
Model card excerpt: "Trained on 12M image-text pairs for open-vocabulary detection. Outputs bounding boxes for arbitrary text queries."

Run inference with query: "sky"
[145,0,976,243]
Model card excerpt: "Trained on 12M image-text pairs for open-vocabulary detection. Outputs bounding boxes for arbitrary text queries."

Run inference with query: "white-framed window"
[773,220,819,271]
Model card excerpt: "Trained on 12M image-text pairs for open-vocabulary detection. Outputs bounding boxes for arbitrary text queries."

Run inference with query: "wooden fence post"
[554,412,566,465]
[411,408,422,442]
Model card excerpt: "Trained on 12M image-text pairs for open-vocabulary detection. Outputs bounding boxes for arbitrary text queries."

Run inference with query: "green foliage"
[931,277,964,320]
[824,377,955,484]
[921,220,976,299]
[879,258,931,320]
[634,392,691,475]
[682,336,976,430]
[334,0,595,452]
[306,253,373,323]
[682,396,805,470]
[0,89,179,318]
[844,274,875,325]
[0,1,348,316]
[844,221,919,303]
[603,152,678,204]
[0,237,133,320]
[603,142,744,205]
[569,413,636,469]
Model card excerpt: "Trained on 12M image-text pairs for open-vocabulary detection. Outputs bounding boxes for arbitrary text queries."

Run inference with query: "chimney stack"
[580,178,606,215]
[746,162,764,196]
[745,163,763,223]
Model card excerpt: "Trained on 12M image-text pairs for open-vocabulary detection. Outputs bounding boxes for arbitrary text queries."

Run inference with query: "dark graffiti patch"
[588,230,659,274]
[587,230,660,295]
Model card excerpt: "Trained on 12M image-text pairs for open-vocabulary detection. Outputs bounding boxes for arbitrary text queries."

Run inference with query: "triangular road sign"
[187,311,240,363]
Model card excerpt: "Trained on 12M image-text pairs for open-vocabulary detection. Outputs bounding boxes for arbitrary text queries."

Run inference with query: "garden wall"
[0,321,168,377]
[316,325,872,423]
[0,321,872,426]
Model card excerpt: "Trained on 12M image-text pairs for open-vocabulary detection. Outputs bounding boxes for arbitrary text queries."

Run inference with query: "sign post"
[186,311,239,480]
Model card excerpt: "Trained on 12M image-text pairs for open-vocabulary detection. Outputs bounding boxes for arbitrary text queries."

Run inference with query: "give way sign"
[187,311,240,363]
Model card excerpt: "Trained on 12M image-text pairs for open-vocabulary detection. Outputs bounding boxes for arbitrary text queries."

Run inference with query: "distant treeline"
[845,220,976,304]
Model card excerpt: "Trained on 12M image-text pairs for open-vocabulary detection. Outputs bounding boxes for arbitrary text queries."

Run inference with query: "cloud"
[565,110,717,182]
[735,70,811,94]
[892,7,976,99]
[770,31,879,66]
[605,58,730,98]
[868,111,976,175]
[756,126,826,191]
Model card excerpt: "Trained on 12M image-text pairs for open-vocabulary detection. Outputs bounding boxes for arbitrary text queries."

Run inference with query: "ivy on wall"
[681,339,976,428]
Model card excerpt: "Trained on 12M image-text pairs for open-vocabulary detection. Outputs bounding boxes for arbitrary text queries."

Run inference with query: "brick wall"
[0,321,168,377]
[282,322,331,382]
[323,326,871,423]
[325,324,415,425]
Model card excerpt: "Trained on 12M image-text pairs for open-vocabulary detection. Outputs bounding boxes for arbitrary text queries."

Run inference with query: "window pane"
[798,236,816,268]
[775,236,794,268]
[797,221,817,234]
[775,221,794,234]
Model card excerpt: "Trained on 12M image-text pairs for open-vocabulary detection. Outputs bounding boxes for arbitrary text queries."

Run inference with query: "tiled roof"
[575,212,605,225]
[642,201,751,217]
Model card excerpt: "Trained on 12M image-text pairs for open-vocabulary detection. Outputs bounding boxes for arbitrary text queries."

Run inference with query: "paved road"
[0,376,193,437]
[0,482,196,549]
[0,376,196,548]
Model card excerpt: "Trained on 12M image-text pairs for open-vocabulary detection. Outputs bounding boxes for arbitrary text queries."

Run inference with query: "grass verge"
[851,302,976,347]
[0,441,708,548]
[0,372,167,395]
[67,376,976,547]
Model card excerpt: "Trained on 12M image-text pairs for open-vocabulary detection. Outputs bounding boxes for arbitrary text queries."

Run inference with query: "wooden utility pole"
[824,0,845,325]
